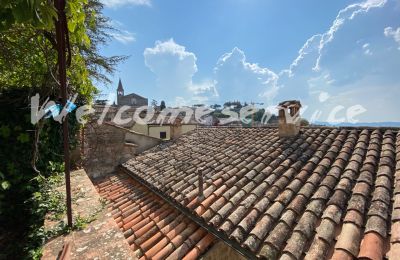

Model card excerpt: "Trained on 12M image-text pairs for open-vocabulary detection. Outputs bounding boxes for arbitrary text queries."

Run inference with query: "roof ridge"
[199,125,400,132]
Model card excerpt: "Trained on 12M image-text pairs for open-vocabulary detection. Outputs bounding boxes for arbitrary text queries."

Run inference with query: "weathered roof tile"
[118,126,400,259]
[334,223,362,257]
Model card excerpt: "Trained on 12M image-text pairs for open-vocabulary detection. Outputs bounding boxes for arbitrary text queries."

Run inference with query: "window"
[160,131,167,139]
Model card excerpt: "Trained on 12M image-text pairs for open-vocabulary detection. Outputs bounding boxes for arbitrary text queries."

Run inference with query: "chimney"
[277,100,302,138]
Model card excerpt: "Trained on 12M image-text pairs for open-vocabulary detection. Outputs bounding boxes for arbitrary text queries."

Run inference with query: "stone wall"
[83,122,163,179]
[83,123,136,178]
[125,130,161,154]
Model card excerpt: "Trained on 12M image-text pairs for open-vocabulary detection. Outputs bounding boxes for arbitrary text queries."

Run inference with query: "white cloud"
[144,39,217,105]
[313,83,400,122]
[110,30,136,44]
[384,26,400,48]
[319,91,330,102]
[144,39,198,71]
[214,47,278,103]
[210,0,399,122]
[196,0,391,114]
[144,39,197,88]
[141,0,399,122]
[189,80,219,97]
[107,20,136,44]
[102,0,151,8]
[216,47,278,82]
[269,0,400,122]
[286,34,322,77]
[313,0,386,71]
[307,73,334,89]
[362,43,373,55]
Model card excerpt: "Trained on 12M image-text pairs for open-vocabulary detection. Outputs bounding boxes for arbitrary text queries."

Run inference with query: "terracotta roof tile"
[359,232,385,260]
[94,172,216,259]
[331,248,354,260]
[119,126,400,259]
[181,233,215,260]
[165,228,206,260]
[306,237,333,259]
[336,222,362,257]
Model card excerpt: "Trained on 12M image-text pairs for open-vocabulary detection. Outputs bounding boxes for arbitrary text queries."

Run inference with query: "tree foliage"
[0,0,57,31]
[151,99,158,108]
[0,87,79,259]
[0,0,126,98]
[160,100,166,110]
[300,118,310,126]
[223,100,243,109]
[0,0,125,258]
[210,104,221,109]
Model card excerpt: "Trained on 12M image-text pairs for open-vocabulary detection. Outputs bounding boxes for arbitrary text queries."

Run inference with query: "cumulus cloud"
[274,0,400,122]
[214,47,278,103]
[144,39,217,105]
[384,26,400,48]
[210,0,398,122]
[144,39,197,79]
[313,0,386,71]
[102,0,151,8]
[285,34,322,77]
[141,0,399,122]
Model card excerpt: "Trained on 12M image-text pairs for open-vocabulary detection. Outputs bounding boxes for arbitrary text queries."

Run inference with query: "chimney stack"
[277,100,302,138]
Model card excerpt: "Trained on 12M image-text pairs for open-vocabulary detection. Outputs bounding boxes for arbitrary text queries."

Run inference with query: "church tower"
[117,78,124,105]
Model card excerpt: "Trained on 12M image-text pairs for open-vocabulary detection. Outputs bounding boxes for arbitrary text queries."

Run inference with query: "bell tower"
[117,78,124,105]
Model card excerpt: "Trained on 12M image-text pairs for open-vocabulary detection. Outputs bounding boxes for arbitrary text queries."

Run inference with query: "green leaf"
[67,20,77,32]
[17,132,30,143]
[1,181,10,190]
[12,1,32,23]
[0,125,10,138]
[82,33,90,47]
[6,163,16,177]
[38,5,57,29]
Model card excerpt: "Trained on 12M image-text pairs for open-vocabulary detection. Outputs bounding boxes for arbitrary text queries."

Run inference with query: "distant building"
[94,99,108,105]
[116,79,148,107]
[131,114,197,140]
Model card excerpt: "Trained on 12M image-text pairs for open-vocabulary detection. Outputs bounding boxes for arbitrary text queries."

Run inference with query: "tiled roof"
[121,126,400,259]
[278,100,301,108]
[94,173,216,259]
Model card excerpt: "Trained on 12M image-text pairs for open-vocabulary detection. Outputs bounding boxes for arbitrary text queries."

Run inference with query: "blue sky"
[99,0,400,123]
